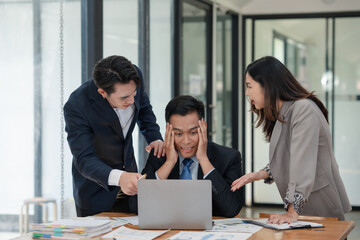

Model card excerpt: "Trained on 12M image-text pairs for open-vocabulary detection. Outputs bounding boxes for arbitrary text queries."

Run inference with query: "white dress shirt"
[114,104,135,138]
[108,104,135,186]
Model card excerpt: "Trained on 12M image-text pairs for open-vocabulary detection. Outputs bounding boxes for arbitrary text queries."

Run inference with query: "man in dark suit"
[139,95,244,217]
[64,55,164,217]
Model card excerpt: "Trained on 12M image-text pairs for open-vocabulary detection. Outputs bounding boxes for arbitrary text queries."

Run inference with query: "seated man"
[139,95,244,217]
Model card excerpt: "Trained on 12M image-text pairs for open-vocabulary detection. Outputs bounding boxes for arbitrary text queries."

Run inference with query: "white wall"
[0,2,34,215]
[0,0,81,217]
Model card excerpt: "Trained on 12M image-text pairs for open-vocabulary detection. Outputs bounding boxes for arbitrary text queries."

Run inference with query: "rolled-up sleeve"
[284,187,307,214]
[261,163,274,184]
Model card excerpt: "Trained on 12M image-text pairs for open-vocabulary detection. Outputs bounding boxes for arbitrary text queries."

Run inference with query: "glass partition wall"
[215,10,238,148]
[176,0,239,148]
[334,17,360,206]
[181,1,209,104]
[244,14,360,207]
[177,0,213,138]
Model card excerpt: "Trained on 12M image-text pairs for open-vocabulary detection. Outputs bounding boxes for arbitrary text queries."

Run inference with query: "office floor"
[239,206,359,240]
[1,206,358,240]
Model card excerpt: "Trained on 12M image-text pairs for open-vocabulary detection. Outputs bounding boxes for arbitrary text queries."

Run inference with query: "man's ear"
[97,88,107,99]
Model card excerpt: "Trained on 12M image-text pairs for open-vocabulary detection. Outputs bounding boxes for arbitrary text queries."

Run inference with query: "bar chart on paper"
[168,232,253,240]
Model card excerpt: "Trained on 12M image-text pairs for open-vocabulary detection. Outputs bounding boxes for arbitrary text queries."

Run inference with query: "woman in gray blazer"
[231,56,351,223]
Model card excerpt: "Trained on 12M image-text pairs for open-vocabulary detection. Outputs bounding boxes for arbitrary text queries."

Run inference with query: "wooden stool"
[19,197,57,235]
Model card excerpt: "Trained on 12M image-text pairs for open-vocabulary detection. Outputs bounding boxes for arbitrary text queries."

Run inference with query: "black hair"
[92,55,141,94]
[165,95,205,122]
[246,56,328,141]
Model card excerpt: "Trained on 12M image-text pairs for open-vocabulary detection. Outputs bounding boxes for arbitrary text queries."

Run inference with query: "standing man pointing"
[64,55,164,217]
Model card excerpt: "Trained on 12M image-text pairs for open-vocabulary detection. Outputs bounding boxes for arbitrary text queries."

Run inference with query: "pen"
[290,224,312,229]
[138,173,147,180]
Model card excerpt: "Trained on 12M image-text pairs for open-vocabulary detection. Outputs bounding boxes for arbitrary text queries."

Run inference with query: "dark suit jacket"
[133,141,244,217]
[64,66,162,214]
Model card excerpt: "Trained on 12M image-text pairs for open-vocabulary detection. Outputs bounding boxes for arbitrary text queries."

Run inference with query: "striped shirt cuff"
[261,164,274,184]
[284,189,307,214]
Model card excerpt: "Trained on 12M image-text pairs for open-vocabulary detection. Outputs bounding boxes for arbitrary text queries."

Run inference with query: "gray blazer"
[268,99,351,220]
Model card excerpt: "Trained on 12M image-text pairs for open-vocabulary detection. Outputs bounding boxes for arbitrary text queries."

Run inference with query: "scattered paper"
[168,231,252,240]
[101,226,169,240]
[113,216,139,225]
[75,216,130,228]
[209,218,262,234]
[78,216,111,221]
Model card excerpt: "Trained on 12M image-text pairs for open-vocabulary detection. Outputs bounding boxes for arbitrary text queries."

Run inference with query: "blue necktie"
[180,158,193,180]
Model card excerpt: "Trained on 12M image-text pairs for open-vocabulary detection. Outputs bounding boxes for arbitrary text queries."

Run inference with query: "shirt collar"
[113,104,135,113]
[179,154,198,165]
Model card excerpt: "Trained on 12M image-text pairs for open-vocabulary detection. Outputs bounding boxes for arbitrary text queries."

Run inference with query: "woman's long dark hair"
[245,56,328,141]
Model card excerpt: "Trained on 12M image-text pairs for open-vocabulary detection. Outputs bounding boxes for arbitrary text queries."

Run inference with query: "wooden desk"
[97,212,355,240]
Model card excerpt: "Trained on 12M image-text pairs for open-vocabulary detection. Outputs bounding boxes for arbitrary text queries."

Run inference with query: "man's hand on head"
[164,123,178,164]
[196,118,214,176]
[154,123,179,180]
[196,118,208,162]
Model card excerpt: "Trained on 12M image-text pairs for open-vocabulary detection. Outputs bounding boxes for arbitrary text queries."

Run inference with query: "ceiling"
[219,0,360,14]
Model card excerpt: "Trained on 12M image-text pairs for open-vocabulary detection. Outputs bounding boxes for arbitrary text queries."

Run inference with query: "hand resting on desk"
[267,204,299,224]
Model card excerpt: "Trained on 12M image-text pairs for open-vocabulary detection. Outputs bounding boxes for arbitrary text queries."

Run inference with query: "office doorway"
[174,0,213,138]
[174,0,239,148]
[243,14,360,207]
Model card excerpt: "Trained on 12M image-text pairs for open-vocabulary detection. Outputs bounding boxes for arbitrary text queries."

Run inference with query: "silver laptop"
[138,179,212,230]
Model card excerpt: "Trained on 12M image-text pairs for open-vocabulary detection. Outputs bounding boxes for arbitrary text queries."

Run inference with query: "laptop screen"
[138,179,212,230]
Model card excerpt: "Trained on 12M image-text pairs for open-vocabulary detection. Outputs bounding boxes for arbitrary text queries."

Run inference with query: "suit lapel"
[269,101,293,162]
[197,166,204,179]
[197,143,212,179]
[168,160,180,179]
[124,97,139,140]
[269,121,282,162]
[88,80,124,139]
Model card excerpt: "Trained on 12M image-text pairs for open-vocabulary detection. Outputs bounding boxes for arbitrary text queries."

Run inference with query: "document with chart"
[209,218,262,234]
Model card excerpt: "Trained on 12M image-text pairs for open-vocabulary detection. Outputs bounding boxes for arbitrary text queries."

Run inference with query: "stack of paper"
[32,219,113,239]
